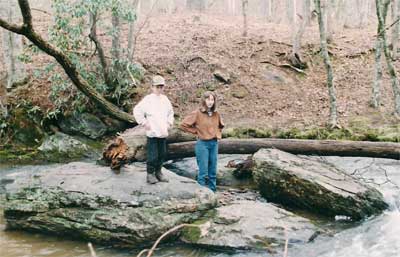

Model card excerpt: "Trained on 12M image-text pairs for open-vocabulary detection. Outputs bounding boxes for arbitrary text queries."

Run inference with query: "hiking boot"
[155,171,169,182]
[147,173,158,184]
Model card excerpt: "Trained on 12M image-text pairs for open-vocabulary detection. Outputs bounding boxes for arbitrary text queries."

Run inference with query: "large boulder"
[58,112,108,139]
[252,149,388,220]
[38,132,97,161]
[180,200,319,252]
[3,162,217,248]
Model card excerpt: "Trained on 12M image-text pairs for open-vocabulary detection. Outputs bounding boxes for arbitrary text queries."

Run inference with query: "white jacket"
[133,93,174,138]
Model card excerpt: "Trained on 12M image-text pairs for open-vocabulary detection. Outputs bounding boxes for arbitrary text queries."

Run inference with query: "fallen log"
[102,131,400,169]
[167,138,400,160]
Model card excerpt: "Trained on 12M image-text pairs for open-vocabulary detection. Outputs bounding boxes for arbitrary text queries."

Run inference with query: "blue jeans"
[195,139,218,192]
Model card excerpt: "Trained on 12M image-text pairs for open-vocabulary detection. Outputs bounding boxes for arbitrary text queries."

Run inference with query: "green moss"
[181,219,209,243]
[223,125,400,143]
[223,127,272,138]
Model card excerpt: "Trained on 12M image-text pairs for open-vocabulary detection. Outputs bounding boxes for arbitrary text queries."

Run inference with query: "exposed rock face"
[58,112,108,139]
[38,132,93,160]
[252,149,388,220]
[3,162,217,248]
[181,200,319,252]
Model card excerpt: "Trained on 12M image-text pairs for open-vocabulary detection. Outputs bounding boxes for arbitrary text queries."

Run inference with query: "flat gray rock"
[4,162,217,248]
[181,200,319,253]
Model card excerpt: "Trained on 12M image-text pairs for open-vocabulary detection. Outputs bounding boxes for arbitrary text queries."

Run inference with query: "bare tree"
[0,0,27,90]
[325,0,334,42]
[111,12,121,60]
[241,0,248,37]
[372,1,387,108]
[89,11,111,87]
[391,0,400,59]
[314,0,338,128]
[376,0,400,116]
[0,0,135,123]
[290,0,310,69]
[128,0,140,62]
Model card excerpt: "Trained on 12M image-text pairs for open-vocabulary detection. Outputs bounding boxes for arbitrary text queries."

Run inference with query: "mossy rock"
[10,108,44,146]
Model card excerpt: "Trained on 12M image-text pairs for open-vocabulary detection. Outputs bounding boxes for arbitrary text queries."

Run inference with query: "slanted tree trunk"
[241,0,248,37]
[0,0,135,123]
[290,0,310,69]
[315,0,338,128]
[89,11,111,87]
[0,0,27,90]
[377,0,400,115]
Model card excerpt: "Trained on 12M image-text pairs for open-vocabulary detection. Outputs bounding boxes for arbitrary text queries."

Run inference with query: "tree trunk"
[325,0,334,43]
[89,11,111,86]
[290,0,310,69]
[267,0,273,22]
[377,0,400,115]
[391,0,400,59]
[241,0,248,37]
[0,0,27,90]
[335,0,346,29]
[315,0,338,127]
[0,0,135,124]
[111,13,121,60]
[372,37,383,108]
[128,0,140,62]
[102,134,400,169]
[168,138,400,160]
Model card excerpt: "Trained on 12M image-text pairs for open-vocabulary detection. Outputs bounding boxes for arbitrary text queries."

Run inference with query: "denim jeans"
[195,139,218,192]
[146,137,167,174]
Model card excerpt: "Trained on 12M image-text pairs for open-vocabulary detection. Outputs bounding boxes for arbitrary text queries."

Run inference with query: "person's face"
[205,95,215,109]
[152,84,164,95]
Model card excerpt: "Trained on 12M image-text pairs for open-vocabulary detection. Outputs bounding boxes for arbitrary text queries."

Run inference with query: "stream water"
[1,156,399,257]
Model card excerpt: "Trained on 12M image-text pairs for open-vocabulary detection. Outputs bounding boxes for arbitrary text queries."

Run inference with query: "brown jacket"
[180,109,224,140]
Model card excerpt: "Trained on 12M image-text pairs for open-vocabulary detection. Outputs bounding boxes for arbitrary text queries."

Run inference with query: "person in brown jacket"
[180,91,224,192]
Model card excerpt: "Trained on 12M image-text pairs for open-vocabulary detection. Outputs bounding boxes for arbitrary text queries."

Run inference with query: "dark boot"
[147,173,158,184]
[155,170,169,182]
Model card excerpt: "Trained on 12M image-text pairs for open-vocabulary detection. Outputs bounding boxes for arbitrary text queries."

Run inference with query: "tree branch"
[18,0,33,29]
[0,0,136,124]
[89,11,111,86]
[0,18,23,34]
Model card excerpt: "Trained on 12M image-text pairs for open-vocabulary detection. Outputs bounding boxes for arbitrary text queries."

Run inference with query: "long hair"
[200,91,217,112]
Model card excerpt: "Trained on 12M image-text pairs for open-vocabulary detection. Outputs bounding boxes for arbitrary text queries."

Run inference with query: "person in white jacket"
[133,75,174,184]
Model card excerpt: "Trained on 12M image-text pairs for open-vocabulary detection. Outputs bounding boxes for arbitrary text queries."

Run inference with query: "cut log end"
[102,137,129,170]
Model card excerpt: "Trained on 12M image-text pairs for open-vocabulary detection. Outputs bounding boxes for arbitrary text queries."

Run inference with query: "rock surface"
[181,200,319,252]
[3,162,217,248]
[252,149,388,220]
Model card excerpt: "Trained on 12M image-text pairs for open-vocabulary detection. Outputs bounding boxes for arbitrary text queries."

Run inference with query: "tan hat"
[152,75,165,86]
